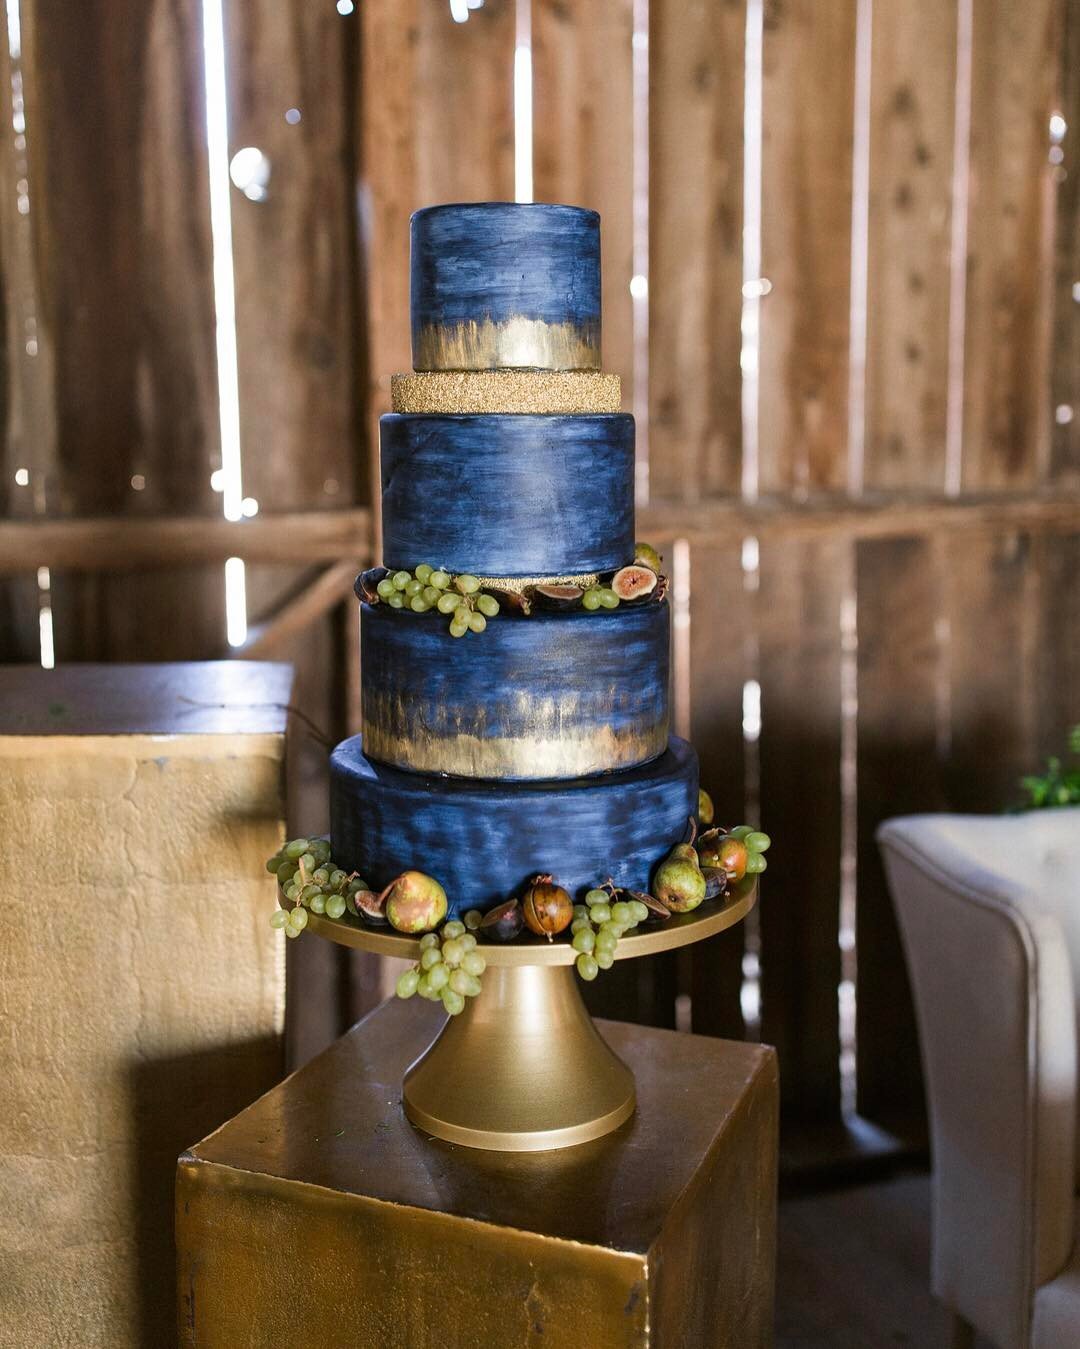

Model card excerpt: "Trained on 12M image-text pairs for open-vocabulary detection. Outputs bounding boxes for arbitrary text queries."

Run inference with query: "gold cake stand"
[303,877,757,1153]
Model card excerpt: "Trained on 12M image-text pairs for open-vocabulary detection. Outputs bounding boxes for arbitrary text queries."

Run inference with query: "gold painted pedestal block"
[0,663,291,1349]
[178,999,778,1348]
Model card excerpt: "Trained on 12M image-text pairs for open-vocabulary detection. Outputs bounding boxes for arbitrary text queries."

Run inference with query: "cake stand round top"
[300,876,758,966]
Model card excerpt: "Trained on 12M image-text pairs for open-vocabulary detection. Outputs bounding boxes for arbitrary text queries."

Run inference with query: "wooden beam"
[233,560,359,660]
[0,509,373,574]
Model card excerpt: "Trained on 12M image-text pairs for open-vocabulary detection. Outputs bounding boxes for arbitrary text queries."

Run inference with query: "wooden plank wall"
[0,0,1077,1135]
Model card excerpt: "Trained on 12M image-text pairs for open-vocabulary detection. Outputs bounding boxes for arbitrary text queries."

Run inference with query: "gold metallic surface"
[475,570,600,595]
[414,315,600,371]
[178,1001,779,1347]
[361,690,667,779]
[402,963,636,1150]
[390,369,621,414]
[303,878,757,966]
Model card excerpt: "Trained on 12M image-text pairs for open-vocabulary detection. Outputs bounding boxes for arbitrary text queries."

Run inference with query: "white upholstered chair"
[878,809,1080,1349]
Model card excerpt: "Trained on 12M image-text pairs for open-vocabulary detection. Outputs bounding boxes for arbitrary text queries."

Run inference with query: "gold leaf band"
[390,370,621,416]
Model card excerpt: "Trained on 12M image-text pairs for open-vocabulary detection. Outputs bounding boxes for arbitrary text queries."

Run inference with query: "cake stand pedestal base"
[403,963,636,1151]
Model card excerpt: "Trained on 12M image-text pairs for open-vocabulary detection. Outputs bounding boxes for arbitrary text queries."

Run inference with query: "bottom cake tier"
[330,735,698,918]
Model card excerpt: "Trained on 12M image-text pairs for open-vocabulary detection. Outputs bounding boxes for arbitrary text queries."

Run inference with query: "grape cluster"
[569,886,650,981]
[395,919,488,1016]
[266,837,368,938]
[376,564,500,638]
[726,826,771,876]
[581,584,620,612]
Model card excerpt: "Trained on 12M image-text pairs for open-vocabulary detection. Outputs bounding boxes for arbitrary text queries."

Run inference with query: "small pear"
[382,871,448,933]
[652,843,707,913]
[698,789,715,826]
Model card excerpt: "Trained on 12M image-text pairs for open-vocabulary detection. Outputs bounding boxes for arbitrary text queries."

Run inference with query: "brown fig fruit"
[356,567,389,604]
[521,875,574,940]
[702,867,728,902]
[611,565,659,601]
[532,584,584,610]
[351,889,389,925]
[382,871,448,933]
[479,898,525,942]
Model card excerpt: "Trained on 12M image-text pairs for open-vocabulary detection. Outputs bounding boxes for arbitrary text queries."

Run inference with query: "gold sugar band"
[413,316,600,373]
[390,370,621,415]
[478,572,600,596]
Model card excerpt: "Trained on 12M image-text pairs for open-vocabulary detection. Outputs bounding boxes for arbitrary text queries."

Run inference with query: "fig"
[356,566,389,604]
[532,584,584,610]
[698,789,715,826]
[652,843,707,914]
[521,875,574,940]
[381,871,448,933]
[702,867,728,902]
[479,898,525,942]
[351,889,389,925]
[634,541,662,573]
[622,887,671,921]
[611,565,658,601]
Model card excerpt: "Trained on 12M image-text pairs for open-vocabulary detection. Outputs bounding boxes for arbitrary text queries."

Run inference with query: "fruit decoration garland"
[264,788,770,1010]
[356,541,668,637]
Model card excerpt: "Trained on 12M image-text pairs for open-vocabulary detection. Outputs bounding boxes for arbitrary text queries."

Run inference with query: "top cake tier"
[411,203,601,372]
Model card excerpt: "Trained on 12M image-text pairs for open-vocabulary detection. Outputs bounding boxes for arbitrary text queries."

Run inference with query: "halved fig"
[356,567,389,603]
[532,584,584,611]
[611,565,658,601]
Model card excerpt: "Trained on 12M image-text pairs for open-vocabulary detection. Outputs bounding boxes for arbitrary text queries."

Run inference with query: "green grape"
[290,907,309,931]
[299,852,316,873]
[396,968,420,999]
[312,867,330,886]
[417,972,436,1000]
[284,882,300,902]
[284,838,310,860]
[464,909,483,930]
[387,592,405,609]
[392,570,412,591]
[585,888,608,906]
[325,895,347,920]
[405,578,423,597]
[419,932,440,951]
[576,953,599,981]
[329,870,346,890]
[427,962,450,992]
[422,586,440,605]
[628,899,650,924]
[589,903,612,925]
[284,922,302,939]
[745,853,767,875]
[437,592,462,614]
[277,861,298,882]
[455,574,481,595]
[270,909,289,929]
[309,893,327,915]
[571,916,593,935]
[449,969,482,998]
[449,617,469,637]
[572,928,596,954]
[582,589,602,611]
[572,904,589,921]
[442,937,465,967]
[420,946,442,970]
[430,570,451,590]
[476,594,500,618]
[311,839,332,863]
[377,578,396,599]
[459,933,477,952]
[443,921,466,939]
[347,877,366,893]
[745,831,771,853]
[301,883,321,905]
[442,988,466,1016]
[415,563,434,583]
[467,611,487,634]
[598,588,620,610]
[410,595,431,613]
[595,928,619,956]
[610,901,633,926]
[595,950,615,970]
[266,855,283,874]
[730,825,754,841]
[461,950,486,977]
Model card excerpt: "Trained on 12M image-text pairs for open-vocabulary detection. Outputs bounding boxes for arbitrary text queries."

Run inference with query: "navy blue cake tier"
[330,735,698,918]
[411,203,601,372]
[381,413,634,577]
[360,600,669,779]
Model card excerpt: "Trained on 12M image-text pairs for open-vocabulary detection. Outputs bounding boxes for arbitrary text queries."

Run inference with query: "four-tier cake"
[330,203,699,918]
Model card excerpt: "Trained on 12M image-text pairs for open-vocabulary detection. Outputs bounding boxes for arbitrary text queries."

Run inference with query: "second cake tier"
[361,599,670,779]
[330,734,698,918]
[381,413,634,578]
